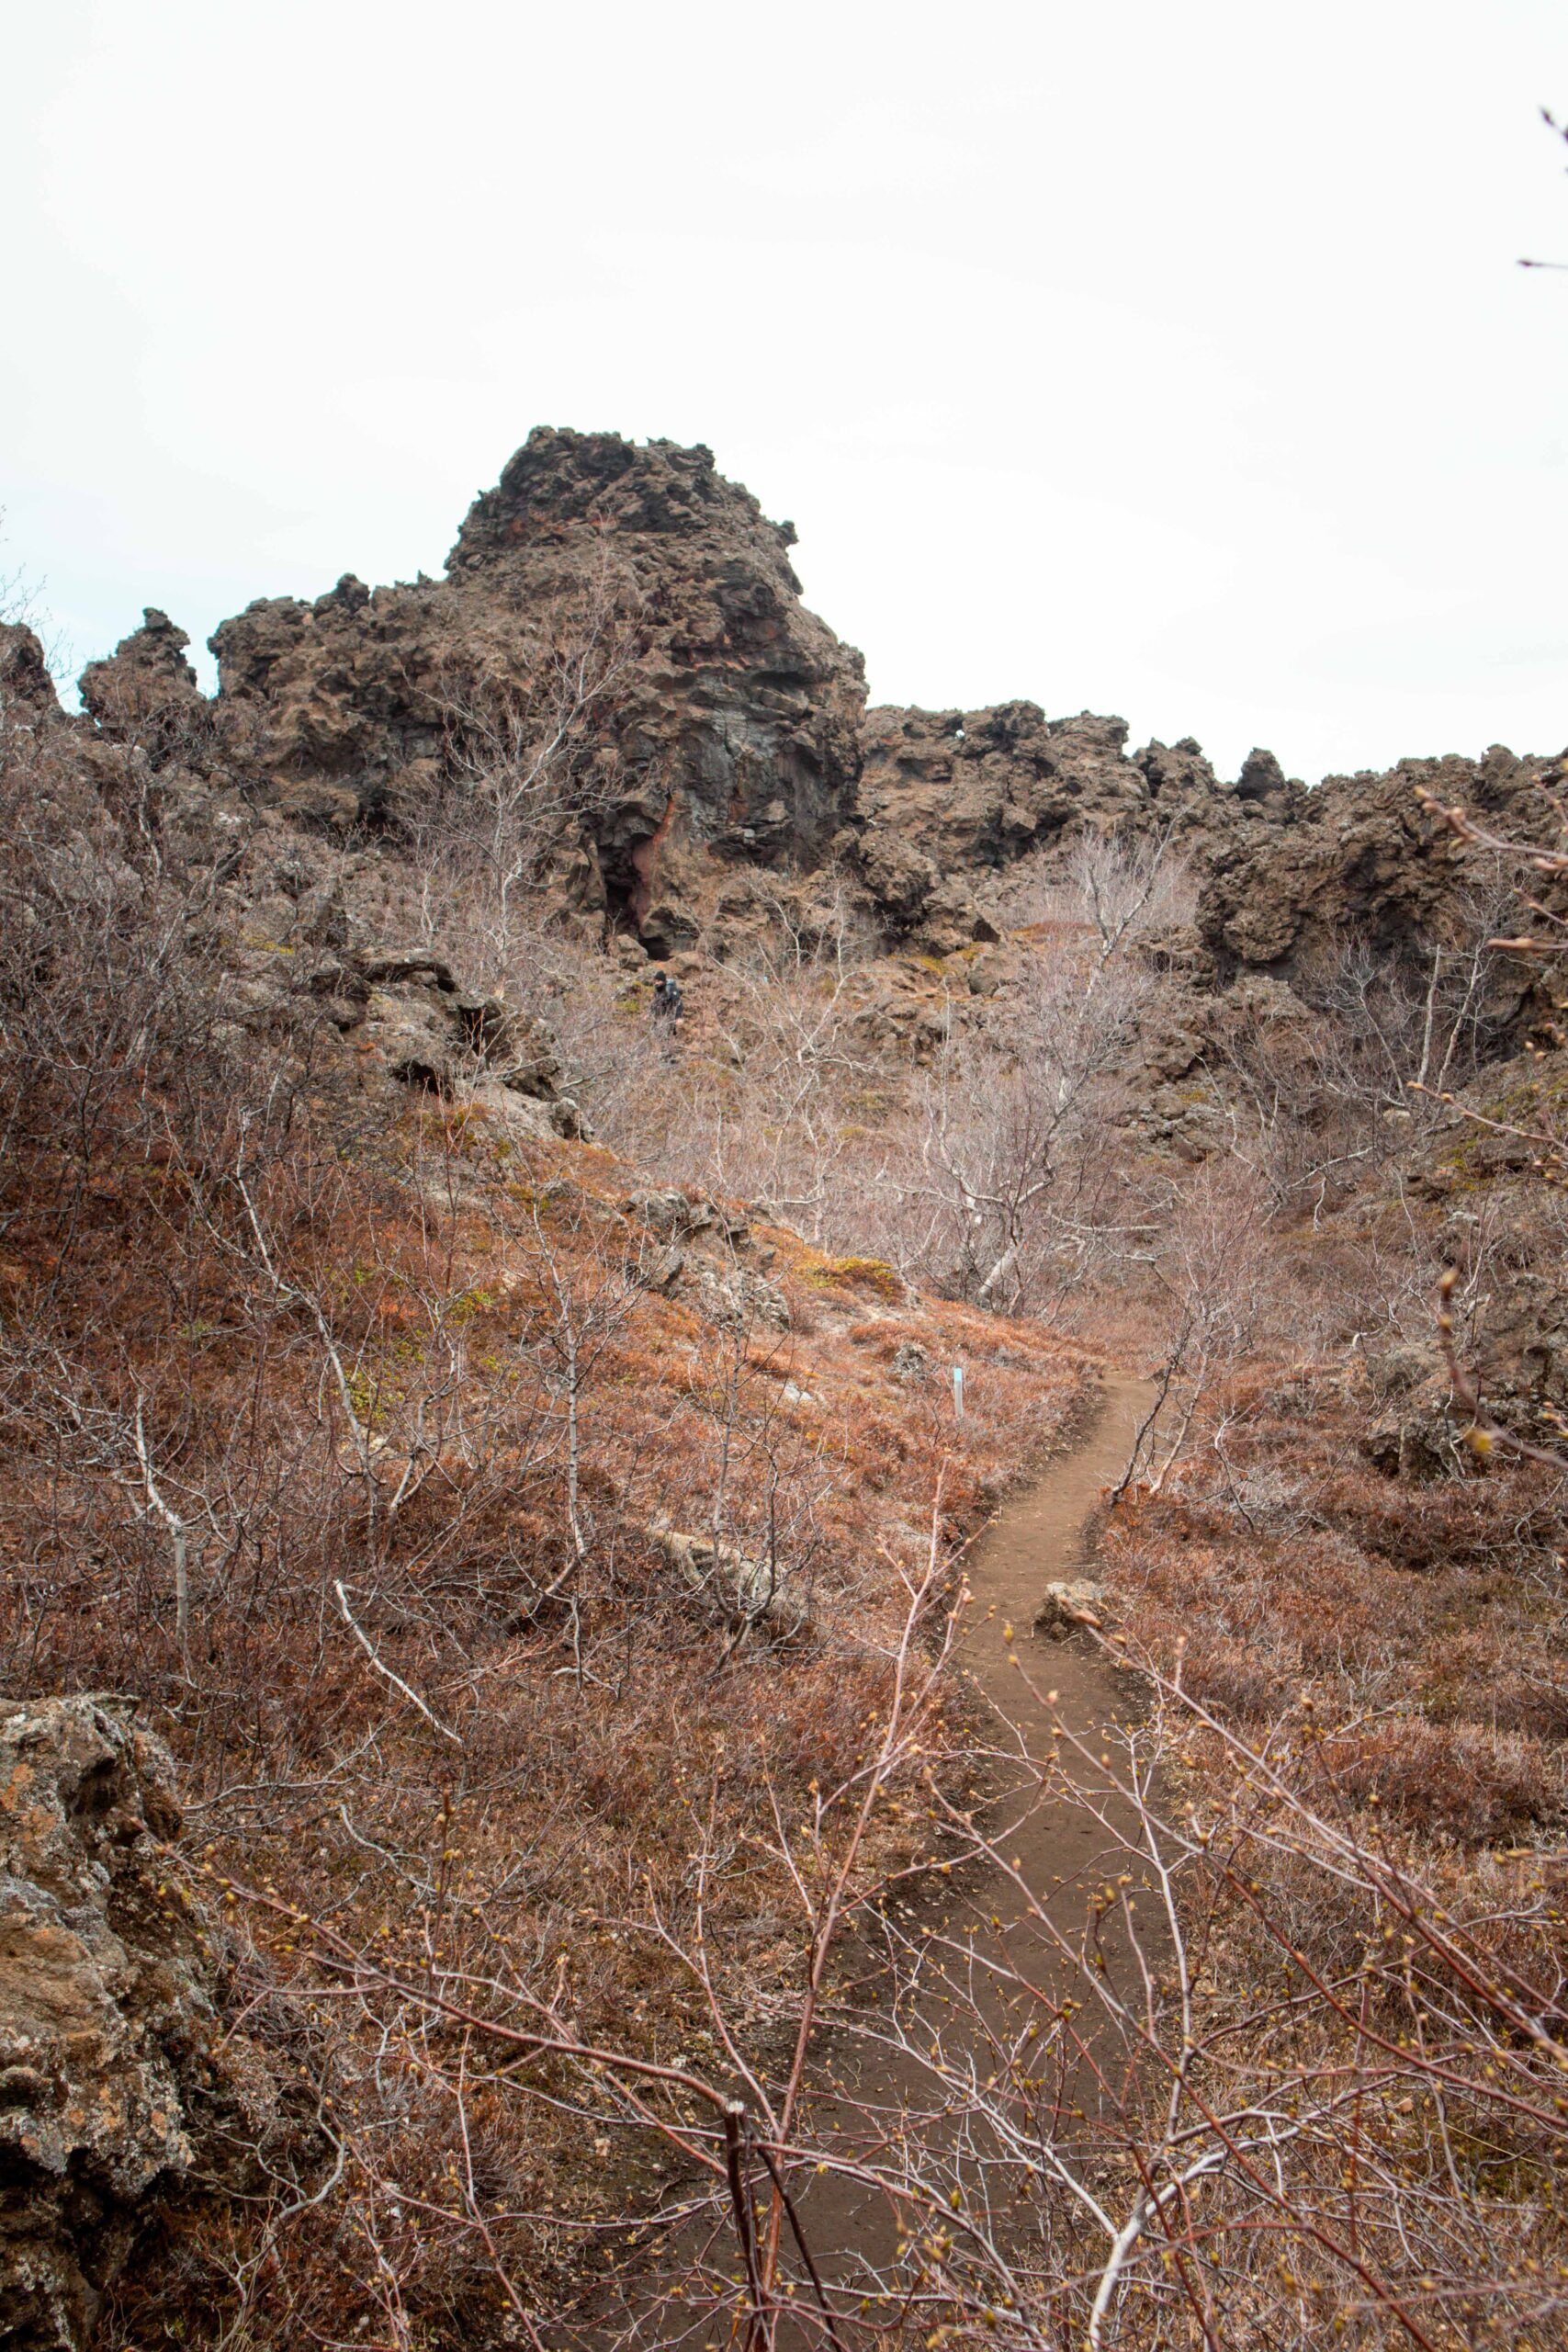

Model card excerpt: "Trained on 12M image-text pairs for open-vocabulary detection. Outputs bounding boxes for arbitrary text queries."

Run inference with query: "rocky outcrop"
[0,626,70,730]
[851,703,1556,1024]
[0,1697,279,2350]
[1197,746,1557,1001]
[205,430,868,942]
[63,429,1563,1037]
[78,610,209,760]
[1393,1050,1568,1444]
[0,647,582,1142]
[851,702,1300,947]
[620,1186,789,1327]
[207,855,586,1138]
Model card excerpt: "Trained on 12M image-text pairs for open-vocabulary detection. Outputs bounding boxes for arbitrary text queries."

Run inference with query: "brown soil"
[796,1374,1160,2290]
[589,1378,1158,2345]
[960,1371,1156,1850]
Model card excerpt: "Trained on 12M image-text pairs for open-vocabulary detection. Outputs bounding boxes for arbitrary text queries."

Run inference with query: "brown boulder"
[78,611,209,763]
[0,1697,279,2351]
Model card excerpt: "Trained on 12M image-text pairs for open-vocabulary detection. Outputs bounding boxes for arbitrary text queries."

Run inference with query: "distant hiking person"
[651,970,683,1061]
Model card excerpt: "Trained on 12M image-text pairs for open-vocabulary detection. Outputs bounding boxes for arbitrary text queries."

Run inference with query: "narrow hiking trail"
[956,1370,1158,1940]
[797,1372,1161,2287]
[596,1375,1162,2344]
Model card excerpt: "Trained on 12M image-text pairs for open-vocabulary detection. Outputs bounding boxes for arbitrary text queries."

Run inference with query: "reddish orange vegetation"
[0,1066,1089,2341]
[1101,1354,1568,1939]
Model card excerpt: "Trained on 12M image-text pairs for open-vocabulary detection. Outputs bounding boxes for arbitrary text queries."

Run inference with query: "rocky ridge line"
[47,426,1556,1009]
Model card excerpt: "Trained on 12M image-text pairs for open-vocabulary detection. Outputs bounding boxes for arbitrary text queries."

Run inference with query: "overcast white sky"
[6,0,1566,781]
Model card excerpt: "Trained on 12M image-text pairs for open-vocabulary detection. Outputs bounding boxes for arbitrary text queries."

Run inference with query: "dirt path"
[796,1373,1159,2285]
[596,1377,1157,2340]
[958,1370,1156,1939]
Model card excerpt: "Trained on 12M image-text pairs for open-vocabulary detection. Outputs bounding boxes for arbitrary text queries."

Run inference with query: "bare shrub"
[398,548,649,989]
[201,1521,1568,2352]
[0,694,1092,2344]
[907,950,1149,1314]
[614,881,892,1238]
[994,822,1197,951]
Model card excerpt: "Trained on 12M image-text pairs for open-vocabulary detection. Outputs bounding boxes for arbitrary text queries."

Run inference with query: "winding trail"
[956,1370,1156,1934]
[600,1376,1160,2343]
[797,1372,1159,2284]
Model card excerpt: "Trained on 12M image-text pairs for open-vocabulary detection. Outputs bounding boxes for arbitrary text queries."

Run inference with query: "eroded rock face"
[75,432,1562,1009]
[79,610,209,758]
[0,627,69,729]
[0,1697,277,2351]
[1196,746,1557,996]
[65,430,1567,1070]
[0,681,581,1142]
[852,702,1299,945]
[1392,1050,1568,1445]
[206,429,868,938]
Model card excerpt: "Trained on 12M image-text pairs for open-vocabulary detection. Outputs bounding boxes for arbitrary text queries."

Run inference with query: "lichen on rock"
[0,1697,278,2352]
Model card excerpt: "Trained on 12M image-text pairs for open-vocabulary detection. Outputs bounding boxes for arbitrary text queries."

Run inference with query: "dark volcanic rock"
[851,702,1286,943]
[0,627,69,729]
[447,427,792,560]
[79,610,209,760]
[0,1697,281,2351]
[1234,745,1305,815]
[1196,746,1557,1013]
[207,429,868,942]
[66,427,1566,1026]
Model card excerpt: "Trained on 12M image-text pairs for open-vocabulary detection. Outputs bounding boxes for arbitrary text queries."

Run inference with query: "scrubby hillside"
[0,643,1094,2344]
[5,427,1568,2348]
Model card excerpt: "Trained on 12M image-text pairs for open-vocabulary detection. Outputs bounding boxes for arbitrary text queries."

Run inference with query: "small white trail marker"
[953,1364,965,1420]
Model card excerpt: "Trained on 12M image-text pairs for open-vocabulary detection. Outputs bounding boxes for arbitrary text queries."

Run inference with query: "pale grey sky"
[6,0,1566,781]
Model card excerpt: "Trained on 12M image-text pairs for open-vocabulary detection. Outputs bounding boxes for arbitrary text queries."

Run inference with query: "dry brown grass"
[1102,1363,1568,1860]
[12,673,1567,2343]
[0,1016,1089,2343]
